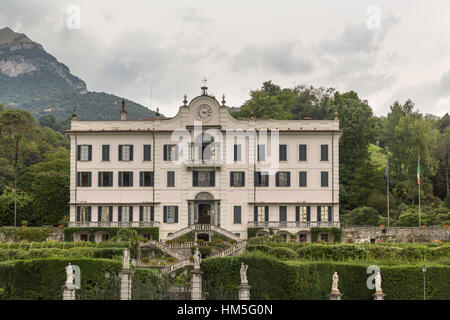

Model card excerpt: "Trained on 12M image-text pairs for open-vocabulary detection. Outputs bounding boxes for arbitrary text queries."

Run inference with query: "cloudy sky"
[1,0,450,117]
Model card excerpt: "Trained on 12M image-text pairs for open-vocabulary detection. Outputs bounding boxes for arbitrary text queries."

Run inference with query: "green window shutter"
[87,207,91,221]
[98,172,102,187]
[129,145,134,161]
[295,206,299,222]
[139,206,143,221]
[129,172,133,187]
[88,145,92,161]
[98,206,102,221]
[317,206,321,221]
[88,172,91,186]
[129,206,133,222]
[307,206,311,221]
[210,171,215,186]
[119,172,123,186]
[175,206,179,223]
[287,172,291,186]
[150,206,154,222]
[140,172,143,187]
[77,172,81,187]
[193,171,198,186]
[109,207,113,221]
[264,206,269,221]
[275,172,280,187]
[163,206,167,223]
[76,207,81,221]
[118,206,122,222]
[118,145,123,161]
[328,206,332,222]
[77,145,81,161]
[254,206,257,222]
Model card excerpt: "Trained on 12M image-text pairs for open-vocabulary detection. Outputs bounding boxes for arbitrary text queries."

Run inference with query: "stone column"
[190,269,203,300]
[373,290,386,300]
[62,284,76,300]
[239,284,251,300]
[120,270,133,300]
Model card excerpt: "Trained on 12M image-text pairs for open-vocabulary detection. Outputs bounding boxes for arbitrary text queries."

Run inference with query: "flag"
[417,160,420,185]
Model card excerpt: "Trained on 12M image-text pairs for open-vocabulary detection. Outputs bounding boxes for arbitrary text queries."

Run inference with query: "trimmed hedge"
[201,253,450,300]
[0,248,124,262]
[0,258,122,300]
[63,227,159,242]
[247,227,264,239]
[246,245,297,260]
[0,241,129,250]
[0,227,55,242]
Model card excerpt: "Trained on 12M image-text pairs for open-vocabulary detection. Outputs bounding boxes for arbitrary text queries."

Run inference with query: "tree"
[0,187,34,226]
[343,207,379,226]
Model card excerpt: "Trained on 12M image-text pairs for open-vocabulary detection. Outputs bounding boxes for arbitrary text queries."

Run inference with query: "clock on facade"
[196,104,213,122]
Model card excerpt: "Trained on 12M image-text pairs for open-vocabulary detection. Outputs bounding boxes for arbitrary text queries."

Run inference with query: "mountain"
[0,27,157,120]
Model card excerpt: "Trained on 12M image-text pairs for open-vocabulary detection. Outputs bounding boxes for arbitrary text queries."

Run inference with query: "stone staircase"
[165,224,241,242]
[141,240,185,261]
[159,240,248,274]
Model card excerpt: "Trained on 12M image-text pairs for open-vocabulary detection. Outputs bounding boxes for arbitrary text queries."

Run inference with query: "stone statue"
[122,248,130,270]
[193,248,202,269]
[66,263,74,286]
[375,271,382,292]
[332,272,339,293]
[240,262,248,284]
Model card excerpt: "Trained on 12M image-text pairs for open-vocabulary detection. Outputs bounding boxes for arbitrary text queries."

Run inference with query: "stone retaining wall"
[342,226,450,243]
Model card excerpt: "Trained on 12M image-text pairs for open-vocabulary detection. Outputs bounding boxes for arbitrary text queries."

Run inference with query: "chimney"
[72,108,77,121]
[121,100,127,120]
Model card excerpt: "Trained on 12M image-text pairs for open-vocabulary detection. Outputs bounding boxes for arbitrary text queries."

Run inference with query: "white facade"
[67,91,342,242]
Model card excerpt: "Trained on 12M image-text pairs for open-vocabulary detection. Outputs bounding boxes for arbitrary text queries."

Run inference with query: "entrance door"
[198,203,211,224]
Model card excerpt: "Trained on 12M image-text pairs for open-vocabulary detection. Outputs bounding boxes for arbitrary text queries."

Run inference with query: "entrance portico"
[188,192,220,227]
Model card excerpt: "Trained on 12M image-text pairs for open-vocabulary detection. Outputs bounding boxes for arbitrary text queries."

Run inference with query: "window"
[80,234,88,241]
[321,144,329,161]
[118,206,133,222]
[254,171,269,187]
[279,206,287,226]
[119,145,133,161]
[98,172,113,187]
[77,145,92,161]
[143,145,152,161]
[276,172,290,187]
[98,206,112,222]
[102,145,110,161]
[279,144,287,161]
[296,206,310,222]
[101,234,110,242]
[163,206,178,223]
[76,206,91,222]
[321,171,329,187]
[233,206,242,224]
[299,234,307,242]
[233,144,242,161]
[318,206,332,222]
[254,206,268,222]
[193,171,215,187]
[257,144,266,161]
[140,171,154,187]
[167,171,175,187]
[299,171,307,187]
[77,172,91,187]
[230,172,245,187]
[164,144,178,161]
[140,206,154,222]
[320,234,329,242]
[119,171,133,187]
[299,144,307,161]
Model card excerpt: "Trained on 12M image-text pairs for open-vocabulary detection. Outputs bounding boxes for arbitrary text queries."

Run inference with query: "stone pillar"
[238,284,251,300]
[328,291,343,300]
[62,284,76,300]
[373,290,386,300]
[191,269,203,300]
[120,269,132,300]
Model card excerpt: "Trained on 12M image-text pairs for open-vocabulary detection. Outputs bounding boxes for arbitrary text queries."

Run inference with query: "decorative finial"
[72,108,77,121]
[156,107,160,120]
[221,94,226,106]
[183,94,188,106]
[334,109,339,120]
[250,109,254,120]
[201,77,208,95]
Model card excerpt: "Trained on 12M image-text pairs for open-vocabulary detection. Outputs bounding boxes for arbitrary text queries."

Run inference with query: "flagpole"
[386,154,390,228]
[418,155,421,227]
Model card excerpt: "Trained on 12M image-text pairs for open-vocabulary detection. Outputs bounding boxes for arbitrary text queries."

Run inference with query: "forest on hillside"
[0,81,449,227]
